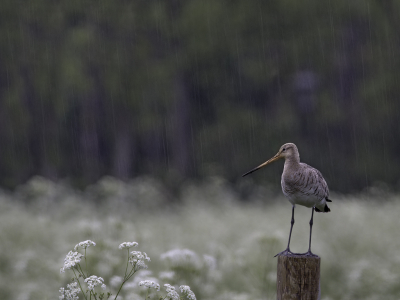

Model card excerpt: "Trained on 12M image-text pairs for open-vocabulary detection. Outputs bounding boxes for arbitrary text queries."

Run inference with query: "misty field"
[2,176,400,300]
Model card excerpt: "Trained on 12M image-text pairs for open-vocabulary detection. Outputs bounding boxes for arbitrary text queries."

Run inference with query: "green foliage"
[0,0,400,191]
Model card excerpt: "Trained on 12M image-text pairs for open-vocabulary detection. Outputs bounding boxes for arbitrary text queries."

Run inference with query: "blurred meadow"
[2,176,400,300]
[2,0,400,299]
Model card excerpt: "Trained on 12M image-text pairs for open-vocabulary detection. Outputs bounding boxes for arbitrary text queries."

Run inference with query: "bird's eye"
[282,148,286,152]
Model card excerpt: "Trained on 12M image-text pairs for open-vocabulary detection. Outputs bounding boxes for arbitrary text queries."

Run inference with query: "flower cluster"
[59,240,197,300]
[139,280,160,291]
[164,284,179,300]
[203,254,217,271]
[159,271,175,280]
[160,249,201,269]
[84,275,106,291]
[180,285,196,300]
[59,282,80,300]
[119,242,138,249]
[129,250,151,270]
[60,251,84,273]
[74,240,96,250]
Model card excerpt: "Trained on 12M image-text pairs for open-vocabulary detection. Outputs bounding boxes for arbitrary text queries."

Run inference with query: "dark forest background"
[1,0,400,193]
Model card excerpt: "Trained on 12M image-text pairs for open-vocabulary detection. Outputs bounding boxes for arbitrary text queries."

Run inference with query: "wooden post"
[277,254,320,300]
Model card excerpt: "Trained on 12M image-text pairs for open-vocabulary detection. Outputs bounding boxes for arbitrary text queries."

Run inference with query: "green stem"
[77,263,87,279]
[114,250,135,300]
[113,279,126,300]
[124,250,129,278]
[125,267,137,282]
[72,269,88,300]
[90,290,98,300]
[126,261,138,280]
[85,248,88,275]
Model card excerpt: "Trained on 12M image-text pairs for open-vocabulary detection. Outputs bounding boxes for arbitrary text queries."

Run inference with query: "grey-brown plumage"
[242,142,332,256]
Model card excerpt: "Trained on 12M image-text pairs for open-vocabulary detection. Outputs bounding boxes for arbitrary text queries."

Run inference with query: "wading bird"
[242,143,331,257]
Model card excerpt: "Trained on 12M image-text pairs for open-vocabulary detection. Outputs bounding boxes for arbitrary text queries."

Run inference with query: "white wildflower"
[180,285,196,300]
[129,251,150,270]
[119,242,138,249]
[127,274,159,291]
[159,271,175,280]
[130,270,154,287]
[131,251,150,262]
[139,280,160,291]
[164,284,179,300]
[136,260,148,270]
[59,282,80,300]
[84,275,106,291]
[60,251,84,273]
[74,240,96,251]
[203,255,217,271]
[160,249,201,269]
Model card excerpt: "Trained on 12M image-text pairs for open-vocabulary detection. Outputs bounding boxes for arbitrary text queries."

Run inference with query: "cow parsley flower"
[159,271,175,280]
[119,242,138,250]
[59,282,80,300]
[138,280,160,291]
[203,255,217,271]
[74,240,96,250]
[129,251,150,270]
[160,249,201,269]
[180,285,196,300]
[164,284,179,300]
[60,251,84,273]
[84,275,106,291]
[130,251,150,262]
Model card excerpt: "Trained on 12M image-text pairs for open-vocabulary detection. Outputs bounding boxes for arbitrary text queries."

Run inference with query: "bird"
[242,143,331,257]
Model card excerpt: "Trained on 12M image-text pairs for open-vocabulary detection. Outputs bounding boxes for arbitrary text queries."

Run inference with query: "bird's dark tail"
[315,204,331,213]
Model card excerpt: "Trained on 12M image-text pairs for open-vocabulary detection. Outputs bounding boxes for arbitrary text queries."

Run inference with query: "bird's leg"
[275,205,300,257]
[303,207,318,257]
[287,205,295,250]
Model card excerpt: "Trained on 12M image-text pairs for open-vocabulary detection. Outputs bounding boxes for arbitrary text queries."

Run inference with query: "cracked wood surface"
[277,254,320,300]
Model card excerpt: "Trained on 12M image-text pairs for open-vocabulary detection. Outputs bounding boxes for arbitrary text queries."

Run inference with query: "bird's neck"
[283,156,301,171]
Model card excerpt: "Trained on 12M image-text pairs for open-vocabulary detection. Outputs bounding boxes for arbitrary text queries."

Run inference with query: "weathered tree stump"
[277,253,320,300]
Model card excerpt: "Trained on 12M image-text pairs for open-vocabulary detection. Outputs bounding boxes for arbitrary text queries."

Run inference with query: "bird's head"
[242,143,299,177]
[277,143,299,160]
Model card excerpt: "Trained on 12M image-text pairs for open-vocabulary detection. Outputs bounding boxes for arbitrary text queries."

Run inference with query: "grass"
[1,176,400,300]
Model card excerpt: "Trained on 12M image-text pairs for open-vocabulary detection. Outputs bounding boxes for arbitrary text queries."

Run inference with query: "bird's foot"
[274,248,303,257]
[298,250,319,258]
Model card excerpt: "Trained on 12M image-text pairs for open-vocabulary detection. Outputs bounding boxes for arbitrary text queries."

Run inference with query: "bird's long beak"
[242,153,282,177]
